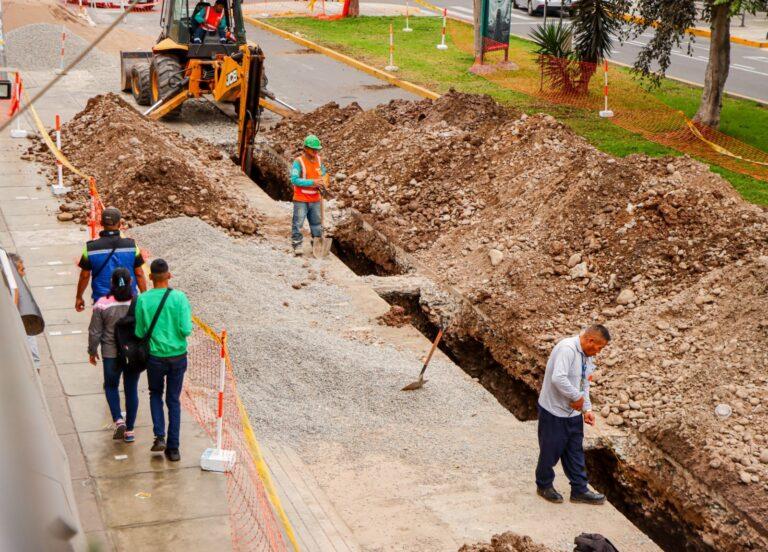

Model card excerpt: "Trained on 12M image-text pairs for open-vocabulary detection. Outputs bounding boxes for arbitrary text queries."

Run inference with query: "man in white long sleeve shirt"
[535,325,611,505]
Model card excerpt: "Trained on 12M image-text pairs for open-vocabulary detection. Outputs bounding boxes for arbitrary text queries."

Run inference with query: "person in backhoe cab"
[290,135,328,256]
[192,0,231,45]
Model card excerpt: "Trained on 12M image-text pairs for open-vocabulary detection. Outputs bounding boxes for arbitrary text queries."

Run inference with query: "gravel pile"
[5,23,116,81]
[130,217,530,475]
[459,532,554,552]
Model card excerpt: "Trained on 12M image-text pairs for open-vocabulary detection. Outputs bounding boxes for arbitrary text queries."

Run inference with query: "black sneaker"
[570,490,606,505]
[164,448,181,462]
[151,436,166,452]
[536,487,564,504]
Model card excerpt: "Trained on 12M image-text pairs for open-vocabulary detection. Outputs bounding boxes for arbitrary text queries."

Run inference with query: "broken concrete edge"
[244,16,441,101]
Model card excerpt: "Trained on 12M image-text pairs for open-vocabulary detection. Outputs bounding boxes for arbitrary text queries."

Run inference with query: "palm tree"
[571,0,619,93]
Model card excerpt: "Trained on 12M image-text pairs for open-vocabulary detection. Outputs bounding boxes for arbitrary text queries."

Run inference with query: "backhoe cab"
[119,0,270,174]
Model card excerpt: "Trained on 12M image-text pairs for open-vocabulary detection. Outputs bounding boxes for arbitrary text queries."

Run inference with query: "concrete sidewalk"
[0,71,233,552]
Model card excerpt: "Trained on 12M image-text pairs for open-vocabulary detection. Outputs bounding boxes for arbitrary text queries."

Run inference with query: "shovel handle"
[418,328,444,377]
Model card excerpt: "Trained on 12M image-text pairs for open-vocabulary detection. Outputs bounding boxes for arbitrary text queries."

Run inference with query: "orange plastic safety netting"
[447,19,768,181]
[185,322,291,552]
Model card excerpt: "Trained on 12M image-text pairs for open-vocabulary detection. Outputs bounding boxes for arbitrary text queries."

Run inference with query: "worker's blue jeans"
[192,27,226,43]
[103,357,140,430]
[292,201,322,248]
[535,405,589,495]
[147,354,187,449]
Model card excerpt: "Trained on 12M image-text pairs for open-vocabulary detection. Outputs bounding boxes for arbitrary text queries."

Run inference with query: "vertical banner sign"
[480,0,512,54]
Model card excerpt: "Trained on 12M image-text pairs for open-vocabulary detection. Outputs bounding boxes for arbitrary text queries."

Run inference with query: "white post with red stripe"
[55,26,67,75]
[200,330,236,473]
[436,8,448,50]
[10,73,29,139]
[51,115,71,195]
[385,23,399,72]
[599,59,614,118]
[403,0,413,32]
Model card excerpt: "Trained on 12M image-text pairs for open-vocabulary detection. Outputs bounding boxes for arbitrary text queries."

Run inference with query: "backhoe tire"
[150,54,184,120]
[131,63,151,106]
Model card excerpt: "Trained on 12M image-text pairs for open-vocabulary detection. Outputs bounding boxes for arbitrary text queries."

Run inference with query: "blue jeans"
[103,357,140,430]
[535,405,589,495]
[291,201,322,247]
[147,354,187,449]
[193,26,226,43]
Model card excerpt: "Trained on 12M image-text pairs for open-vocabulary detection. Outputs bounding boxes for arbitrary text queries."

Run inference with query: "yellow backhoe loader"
[119,0,292,176]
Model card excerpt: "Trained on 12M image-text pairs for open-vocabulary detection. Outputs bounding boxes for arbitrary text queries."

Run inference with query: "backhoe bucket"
[120,51,152,92]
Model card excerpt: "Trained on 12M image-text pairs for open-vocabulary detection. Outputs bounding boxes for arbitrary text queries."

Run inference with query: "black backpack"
[574,534,619,552]
[115,289,172,373]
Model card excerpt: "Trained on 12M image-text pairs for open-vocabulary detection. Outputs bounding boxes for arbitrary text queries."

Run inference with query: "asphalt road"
[407,0,768,103]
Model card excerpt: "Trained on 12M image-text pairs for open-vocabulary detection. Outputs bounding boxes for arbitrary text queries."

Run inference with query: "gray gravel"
[131,217,532,478]
[5,23,116,78]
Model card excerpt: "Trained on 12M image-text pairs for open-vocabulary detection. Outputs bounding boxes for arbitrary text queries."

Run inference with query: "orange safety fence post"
[9,73,29,139]
[385,22,399,72]
[55,25,67,75]
[599,59,614,118]
[437,8,448,50]
[200,330,237,472]
[51,114,71,195]
[403,0,413,32]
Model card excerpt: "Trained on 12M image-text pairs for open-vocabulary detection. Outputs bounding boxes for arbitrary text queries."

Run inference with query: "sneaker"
[151,436,166,452]
[536,486,564,504]
[113,420,126,440]
[293,246,303,257]
[570,490,606,505]
[124,431,135,443]
[164,448,181,462]
[192,37,202,44]
[219,37,227,44]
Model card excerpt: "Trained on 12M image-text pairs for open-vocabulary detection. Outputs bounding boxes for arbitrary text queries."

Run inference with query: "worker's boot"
[293,244,303,257]
[536,486,563,504]
[570,490,605,505]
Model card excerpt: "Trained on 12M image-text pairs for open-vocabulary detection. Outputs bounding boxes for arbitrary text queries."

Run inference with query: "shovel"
[312,176,333,259]
[402,328,444,391]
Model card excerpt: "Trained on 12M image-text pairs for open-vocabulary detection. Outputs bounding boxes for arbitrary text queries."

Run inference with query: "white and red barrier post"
[55,26,67,75]
[599,60,614,118]
[385,23,399,72]
[51,115,71,195]
[436,8,448,50]
[201,330,237,473]
[9,73,29,139]
[403,0,413,32]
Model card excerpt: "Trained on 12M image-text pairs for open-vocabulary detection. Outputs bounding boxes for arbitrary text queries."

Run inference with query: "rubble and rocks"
[263,90,768,548]
[376,305,412,327]
[458,532,554,552]
[27,94,260,235]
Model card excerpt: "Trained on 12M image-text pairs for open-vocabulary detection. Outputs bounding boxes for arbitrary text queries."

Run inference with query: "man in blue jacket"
[75,207,147,311]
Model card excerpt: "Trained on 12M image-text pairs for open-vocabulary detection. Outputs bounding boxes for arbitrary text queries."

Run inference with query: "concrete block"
[111,515,232,552]
[96,468,229,527]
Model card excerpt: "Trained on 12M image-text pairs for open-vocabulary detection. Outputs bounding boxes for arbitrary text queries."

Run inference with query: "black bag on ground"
[115,289,172,373]
[574,533,619,552]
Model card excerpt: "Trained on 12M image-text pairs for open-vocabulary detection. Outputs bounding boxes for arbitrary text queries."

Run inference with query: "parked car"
[513,0,577,16]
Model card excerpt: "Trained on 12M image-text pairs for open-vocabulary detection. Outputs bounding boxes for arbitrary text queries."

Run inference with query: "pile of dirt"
[458,532,553,552]
[27,93,260,235]
[263,91,768,548]
[376,305,411,327]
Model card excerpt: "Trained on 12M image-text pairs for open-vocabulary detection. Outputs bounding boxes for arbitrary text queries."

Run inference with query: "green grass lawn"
[260,16,768,205]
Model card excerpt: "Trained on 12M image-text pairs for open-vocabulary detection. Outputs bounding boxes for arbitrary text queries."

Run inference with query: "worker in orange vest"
[290,135,328,256]
[192,0,231,45]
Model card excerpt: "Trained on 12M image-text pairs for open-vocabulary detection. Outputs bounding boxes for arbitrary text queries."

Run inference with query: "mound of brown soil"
[458,532,553,552]
[376,305,411,327]
[264,90,768,548]
[28,93,260,235]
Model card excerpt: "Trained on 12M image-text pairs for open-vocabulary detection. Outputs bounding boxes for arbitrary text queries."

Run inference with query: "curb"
[622,14,768,49]
[244,16,440,100]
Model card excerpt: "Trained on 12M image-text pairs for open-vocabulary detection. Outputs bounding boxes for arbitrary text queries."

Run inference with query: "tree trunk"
[694,2,730,128]
[347,0,359,17]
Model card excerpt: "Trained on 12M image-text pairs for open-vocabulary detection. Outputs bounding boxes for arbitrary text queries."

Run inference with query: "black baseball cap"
[101,207,121,226]
[150,258,169,275]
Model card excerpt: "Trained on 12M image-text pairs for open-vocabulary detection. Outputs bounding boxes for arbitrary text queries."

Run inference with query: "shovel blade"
[312,239,323,259]
[401,378,427,391]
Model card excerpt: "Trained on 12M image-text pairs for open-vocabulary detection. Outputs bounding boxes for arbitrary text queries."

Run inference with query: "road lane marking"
[731,63,755,70]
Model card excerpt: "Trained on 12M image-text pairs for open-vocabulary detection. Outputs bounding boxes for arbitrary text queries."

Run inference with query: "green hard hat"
[303,134,322,150]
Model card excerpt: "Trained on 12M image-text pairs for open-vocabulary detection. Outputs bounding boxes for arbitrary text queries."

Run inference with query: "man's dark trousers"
[147,354,187,449]
[535,405,589,494]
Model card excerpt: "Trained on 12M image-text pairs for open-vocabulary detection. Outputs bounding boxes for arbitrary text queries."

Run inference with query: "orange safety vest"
[293,154,322,203]
[201,7,224,32]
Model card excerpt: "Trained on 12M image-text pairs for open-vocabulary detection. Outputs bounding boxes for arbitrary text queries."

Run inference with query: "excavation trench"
[250,166,712,552]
